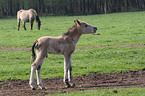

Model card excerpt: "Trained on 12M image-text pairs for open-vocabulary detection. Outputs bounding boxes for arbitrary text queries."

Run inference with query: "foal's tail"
[31,40,38,61]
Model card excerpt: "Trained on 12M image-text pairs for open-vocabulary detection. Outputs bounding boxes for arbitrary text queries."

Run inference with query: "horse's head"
[37,21,41,30]
[75,20,97,34]
[36,16,41,30]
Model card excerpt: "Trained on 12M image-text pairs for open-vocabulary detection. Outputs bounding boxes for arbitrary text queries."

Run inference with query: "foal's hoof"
[65,84,70,88]
[38,84,45,90]
[32,87,36,90]
[39,87,45,90]
[70,83,75,88]
[30,85,36,90]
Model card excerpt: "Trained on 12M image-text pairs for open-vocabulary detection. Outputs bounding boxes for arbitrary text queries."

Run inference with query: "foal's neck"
[69,27,82,45]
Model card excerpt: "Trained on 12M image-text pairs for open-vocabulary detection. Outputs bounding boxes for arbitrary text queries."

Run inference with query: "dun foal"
[17,9,41,31]
[29,20,97,90]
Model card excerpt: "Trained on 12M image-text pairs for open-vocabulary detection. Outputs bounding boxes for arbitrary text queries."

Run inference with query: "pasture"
[0,11,145,95]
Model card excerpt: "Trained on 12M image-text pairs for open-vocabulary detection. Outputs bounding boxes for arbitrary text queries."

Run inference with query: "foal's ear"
[74,19,81,25]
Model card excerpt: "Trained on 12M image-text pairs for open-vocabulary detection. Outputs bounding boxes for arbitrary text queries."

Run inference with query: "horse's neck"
[32,10,39,22]
[69,28,82,45]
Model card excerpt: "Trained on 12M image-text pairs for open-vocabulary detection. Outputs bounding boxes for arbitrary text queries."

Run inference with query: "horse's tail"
[17,11,21,31]
[31,40,38,61]
[17,11,20,20]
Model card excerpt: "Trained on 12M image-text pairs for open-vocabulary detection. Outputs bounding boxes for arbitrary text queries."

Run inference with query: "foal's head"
[75,20,97,34]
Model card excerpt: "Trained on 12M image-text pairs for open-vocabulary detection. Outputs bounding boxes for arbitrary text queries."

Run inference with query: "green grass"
[0,11,145,79]
[0,11,145,47]
[1,11,145,95]
[53,88,145,96]
[0,46,145,80]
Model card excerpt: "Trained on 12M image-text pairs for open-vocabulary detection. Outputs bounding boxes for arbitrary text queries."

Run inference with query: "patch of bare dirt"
[0,47,31,51]
[1,69,145,96]
[0,44,145,51]
[77,44,145,49]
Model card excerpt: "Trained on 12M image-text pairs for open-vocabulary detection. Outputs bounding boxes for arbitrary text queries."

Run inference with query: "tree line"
[0,0,145,16]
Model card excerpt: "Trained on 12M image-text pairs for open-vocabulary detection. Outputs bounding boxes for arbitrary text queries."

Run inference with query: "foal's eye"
[85,25,88,27]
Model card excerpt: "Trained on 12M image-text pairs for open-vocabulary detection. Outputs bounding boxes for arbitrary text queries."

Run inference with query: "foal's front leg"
[64,54,75,88]
[68,58,75,87]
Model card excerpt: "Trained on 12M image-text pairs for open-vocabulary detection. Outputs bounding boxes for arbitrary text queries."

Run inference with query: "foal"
[17,9,41,31]
[29,20,97,90]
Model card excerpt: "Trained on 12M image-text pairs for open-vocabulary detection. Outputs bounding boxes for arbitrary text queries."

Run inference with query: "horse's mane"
[32,9,40,22]
[36,16,40,22]
[63,24,77,36]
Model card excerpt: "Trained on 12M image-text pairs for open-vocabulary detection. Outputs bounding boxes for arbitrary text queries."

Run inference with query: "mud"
[1,69,145,96]
[0,44,145,51]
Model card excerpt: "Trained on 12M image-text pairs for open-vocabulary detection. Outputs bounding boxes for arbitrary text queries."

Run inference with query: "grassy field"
[54,88,145,96]
[1,46,145,80]
[0,11,145,47]
[0,11,145,95]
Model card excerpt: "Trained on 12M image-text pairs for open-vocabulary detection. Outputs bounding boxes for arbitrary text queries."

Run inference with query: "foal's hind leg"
[36,58,45,89]
[29,49,47,90]
[29,61,37,90]
[29,49,40,90]
[29,57,45,90]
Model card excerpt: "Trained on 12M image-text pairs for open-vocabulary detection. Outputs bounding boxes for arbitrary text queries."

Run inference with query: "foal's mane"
[62,24,77,36]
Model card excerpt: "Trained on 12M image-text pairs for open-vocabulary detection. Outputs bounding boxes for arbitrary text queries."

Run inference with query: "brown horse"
[29,20,97,90]
[17,9,41,31]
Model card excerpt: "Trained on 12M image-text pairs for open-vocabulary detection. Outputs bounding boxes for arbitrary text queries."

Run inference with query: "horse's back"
[37,36,51,45]
[17,10,23,20]
[17,9,35,22]
[37,36,75,55]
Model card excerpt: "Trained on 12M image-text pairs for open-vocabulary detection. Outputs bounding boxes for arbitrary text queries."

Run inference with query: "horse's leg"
[29,61,37,90]
[36,49,47,89]
[17,19,20,31]
[29,49,47,90]
[30,22,33,30]
[29,49,39,90]
[68,57,75,87]
[36,58,45,89]
[29,19,33,30]
[64,54,71,88]
[23,22,26,30]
